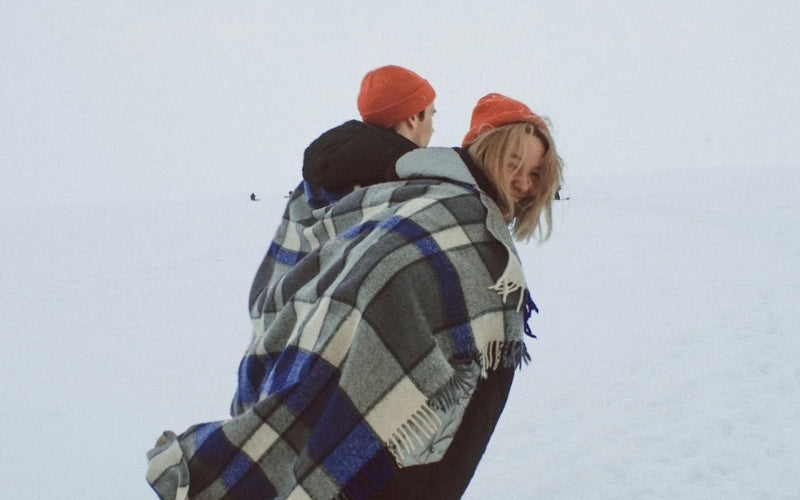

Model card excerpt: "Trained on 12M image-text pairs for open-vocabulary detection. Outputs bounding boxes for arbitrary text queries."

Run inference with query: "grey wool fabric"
[147,148,535,500]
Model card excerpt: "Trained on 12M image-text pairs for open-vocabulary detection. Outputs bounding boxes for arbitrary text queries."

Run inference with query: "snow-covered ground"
[2,161,797,499]
[3,2,799,499]
[469,164,800,499]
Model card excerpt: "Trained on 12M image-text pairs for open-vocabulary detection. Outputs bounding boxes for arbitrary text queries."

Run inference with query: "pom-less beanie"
[462,93,548,148]
[357,65,436,128]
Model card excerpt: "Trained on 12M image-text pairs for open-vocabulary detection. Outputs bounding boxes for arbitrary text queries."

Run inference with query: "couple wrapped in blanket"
[147,89,562,500]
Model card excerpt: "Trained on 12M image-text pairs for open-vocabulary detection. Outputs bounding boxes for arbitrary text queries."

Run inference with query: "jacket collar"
[394,147,499,201]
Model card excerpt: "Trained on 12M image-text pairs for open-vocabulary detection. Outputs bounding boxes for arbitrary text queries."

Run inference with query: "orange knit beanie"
[461,93,548,148]
[357,65,436,128]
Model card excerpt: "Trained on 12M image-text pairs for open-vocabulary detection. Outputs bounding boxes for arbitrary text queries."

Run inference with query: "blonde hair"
[466,121,563,241]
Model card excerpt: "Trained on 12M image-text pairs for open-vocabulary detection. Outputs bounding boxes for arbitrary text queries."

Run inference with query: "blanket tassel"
[522,289,539,339]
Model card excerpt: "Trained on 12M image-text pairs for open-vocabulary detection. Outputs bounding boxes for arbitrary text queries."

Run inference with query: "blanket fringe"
[488,251,527,311]
[522,289,539,339]
[487,245,540,338]
[386,404,442,462]
[482,340,531,371]
[426,361,479,413]
[385,360,479,467]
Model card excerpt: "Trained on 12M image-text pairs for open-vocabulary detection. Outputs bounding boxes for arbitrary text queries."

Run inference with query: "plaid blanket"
[147,148,536,499]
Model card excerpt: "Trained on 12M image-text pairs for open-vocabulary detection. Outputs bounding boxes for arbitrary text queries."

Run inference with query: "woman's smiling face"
[505,134,546,206]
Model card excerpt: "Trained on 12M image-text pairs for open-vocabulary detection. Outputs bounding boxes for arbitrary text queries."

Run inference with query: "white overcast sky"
[3,1,799,207]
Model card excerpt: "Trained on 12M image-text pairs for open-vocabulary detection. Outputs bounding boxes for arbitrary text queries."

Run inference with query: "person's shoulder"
[398,147,461,162]
[395,147,474,185]
[306,120,364,147]
[305,120,407,157]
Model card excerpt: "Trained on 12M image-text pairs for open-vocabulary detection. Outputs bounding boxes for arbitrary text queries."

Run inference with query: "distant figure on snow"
[250,193,259,201]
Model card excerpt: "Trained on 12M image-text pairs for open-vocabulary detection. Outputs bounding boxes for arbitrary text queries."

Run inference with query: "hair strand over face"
[467,122,563,241]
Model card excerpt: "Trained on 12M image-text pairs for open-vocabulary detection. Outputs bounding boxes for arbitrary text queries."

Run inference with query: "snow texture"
[2,2,799,499]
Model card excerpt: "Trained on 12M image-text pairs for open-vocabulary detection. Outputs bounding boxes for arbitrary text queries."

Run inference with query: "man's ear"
[403,114,419,130]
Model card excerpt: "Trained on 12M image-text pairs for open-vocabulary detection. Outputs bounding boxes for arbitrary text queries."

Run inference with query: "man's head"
[357,65,436,147]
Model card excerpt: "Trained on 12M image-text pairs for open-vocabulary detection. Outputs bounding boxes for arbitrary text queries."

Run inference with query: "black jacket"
[375,366,515,499]
[303,120,418,192]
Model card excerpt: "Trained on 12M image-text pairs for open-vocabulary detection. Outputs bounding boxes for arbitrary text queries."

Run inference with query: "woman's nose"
[513,173,530,193]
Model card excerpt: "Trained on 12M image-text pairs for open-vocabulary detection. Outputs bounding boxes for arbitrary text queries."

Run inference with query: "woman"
[147,93,562,500]
[374,93,562,499]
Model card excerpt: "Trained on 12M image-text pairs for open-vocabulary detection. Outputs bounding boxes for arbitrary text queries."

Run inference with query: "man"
[147,66,437,500]
[248,65,436,314]
[301,64,436,208]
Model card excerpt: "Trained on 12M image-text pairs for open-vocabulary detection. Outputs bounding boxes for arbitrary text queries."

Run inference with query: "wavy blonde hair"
[466,121,563,241]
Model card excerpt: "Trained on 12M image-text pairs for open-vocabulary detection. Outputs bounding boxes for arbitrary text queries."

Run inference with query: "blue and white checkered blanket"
[147,148,535,499]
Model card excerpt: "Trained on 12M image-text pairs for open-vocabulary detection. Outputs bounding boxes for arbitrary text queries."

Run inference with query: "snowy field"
[2,162,798,499]
[3,2,799,499]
